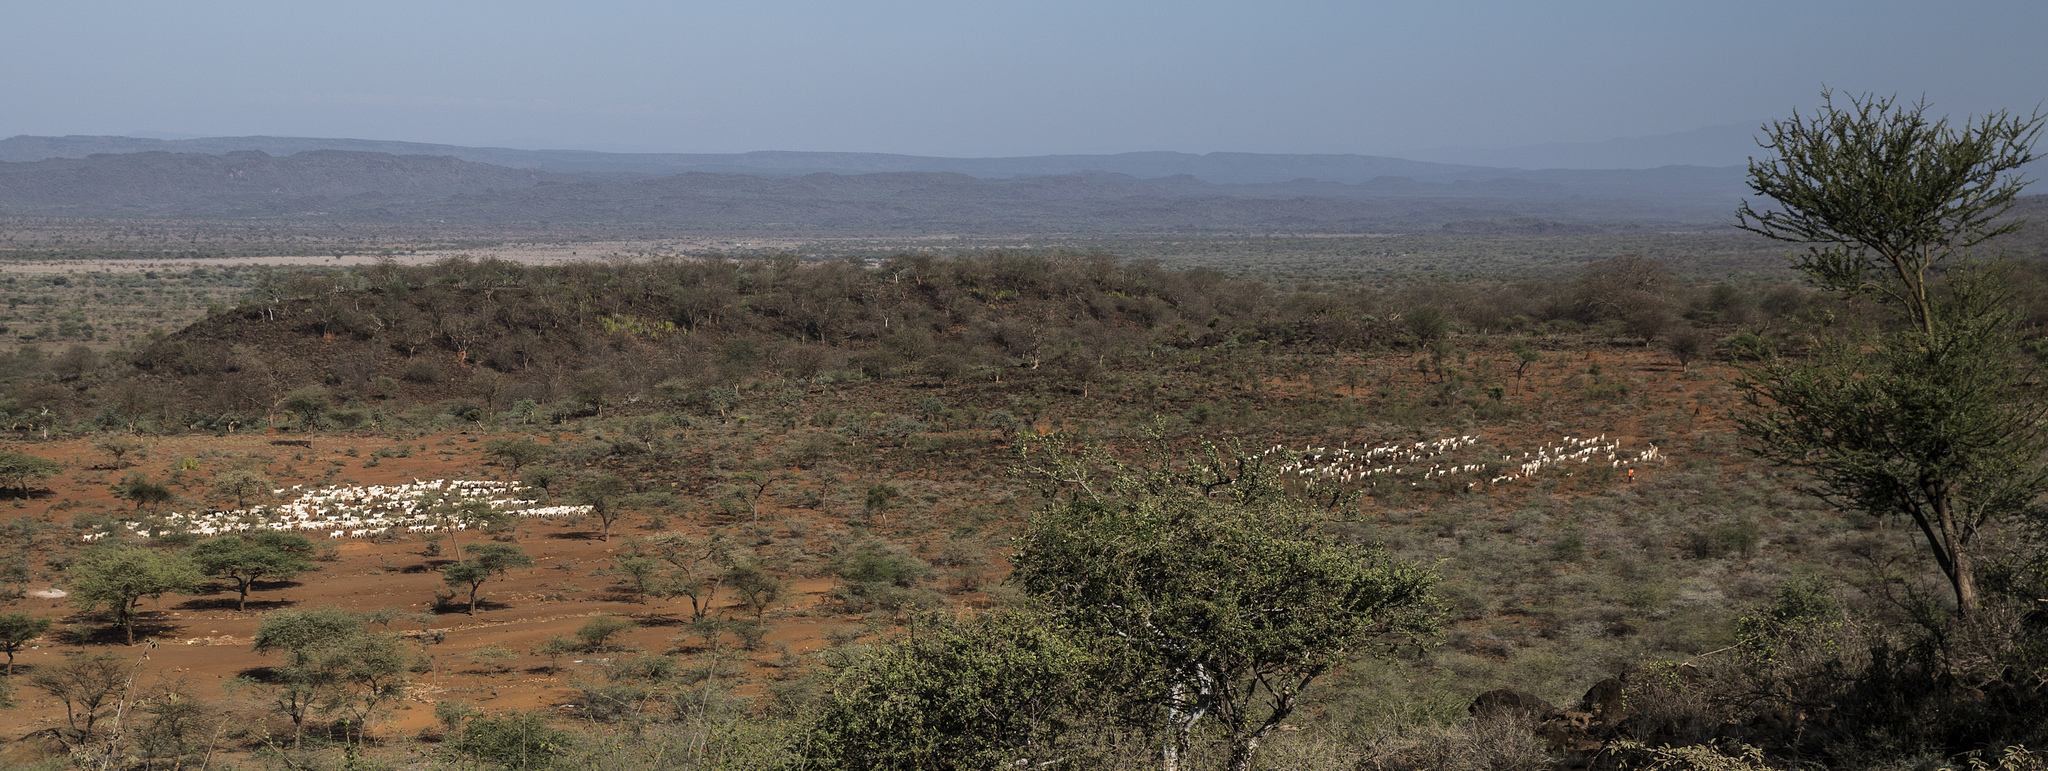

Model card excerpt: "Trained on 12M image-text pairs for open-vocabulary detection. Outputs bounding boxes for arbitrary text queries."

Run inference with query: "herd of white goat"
[81,479,591,542]
[79,433,1660,542]
[1265,433,1662,491]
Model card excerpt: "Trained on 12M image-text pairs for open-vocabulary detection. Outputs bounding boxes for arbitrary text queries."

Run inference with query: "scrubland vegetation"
[0,240,2039,771]
[3,99,2048,770]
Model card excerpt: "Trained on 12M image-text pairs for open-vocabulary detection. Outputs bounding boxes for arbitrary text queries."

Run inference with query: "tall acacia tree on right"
[1735,89,2046,615]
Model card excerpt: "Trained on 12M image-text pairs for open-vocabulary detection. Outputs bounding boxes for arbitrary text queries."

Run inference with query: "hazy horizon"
[7,1,2045,160]
[9,122,1756,161]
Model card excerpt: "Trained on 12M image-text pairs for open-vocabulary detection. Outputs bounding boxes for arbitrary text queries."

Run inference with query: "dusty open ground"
[0,429,881,742]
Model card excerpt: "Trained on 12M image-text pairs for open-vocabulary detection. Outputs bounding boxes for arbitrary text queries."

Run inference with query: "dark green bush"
[830,543,938,613]
[452,712,571,769]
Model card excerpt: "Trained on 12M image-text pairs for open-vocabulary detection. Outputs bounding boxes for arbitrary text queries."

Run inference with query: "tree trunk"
[1950,539,1978,616]
[123,599,138,645]
[1226,687,1296,771]
[1913,493,1979,616]
[1162,673,1211,771]
[1228,735,1264,771]
[1163,683,1189,771]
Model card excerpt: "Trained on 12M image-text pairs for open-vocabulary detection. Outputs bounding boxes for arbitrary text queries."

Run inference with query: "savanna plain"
[1,213,2046,771]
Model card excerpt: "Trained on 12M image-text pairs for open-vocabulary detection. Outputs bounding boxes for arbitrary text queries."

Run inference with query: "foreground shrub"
[451,712,574,770]
[794,609,1119,770]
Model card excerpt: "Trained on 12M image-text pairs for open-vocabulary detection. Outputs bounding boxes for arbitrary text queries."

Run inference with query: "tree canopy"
[188,531,319,611]
[1736,88,2044,335]
[1736,91,2048,615]
[0,611,54,675]
[209,468,274,509]
[796,609,1117,770]
[248,607,409,748]
[27,651,130,734]
[419,490,512,561]
[570,473,630,542]
[441,542,535,615]
[1011,439,1442,771]
[0,450,63,497]
[69,544,202,644]
[798,439,1440,771]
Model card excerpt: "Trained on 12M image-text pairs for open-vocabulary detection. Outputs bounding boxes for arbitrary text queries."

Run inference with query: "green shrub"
[452,712,571,769]
[576,615,635,652]
[1585,381,1632,400]
[830,543,938,612]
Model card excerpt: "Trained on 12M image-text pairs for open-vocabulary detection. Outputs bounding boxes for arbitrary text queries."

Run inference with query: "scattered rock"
[1579,677,1627,720]
[1470,688,1558,721]
[1479,677,1634,762]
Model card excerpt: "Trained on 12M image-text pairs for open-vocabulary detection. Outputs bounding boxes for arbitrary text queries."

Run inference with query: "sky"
[6,0,2045,159]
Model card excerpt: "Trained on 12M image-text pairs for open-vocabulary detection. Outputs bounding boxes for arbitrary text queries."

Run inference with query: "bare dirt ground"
[0,430,863,742]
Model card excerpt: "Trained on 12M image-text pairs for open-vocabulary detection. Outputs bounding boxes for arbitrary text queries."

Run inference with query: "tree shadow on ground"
[59,615,183,646]
[624,612,686,628]
[176,597,295,612]
[429,599,508,616]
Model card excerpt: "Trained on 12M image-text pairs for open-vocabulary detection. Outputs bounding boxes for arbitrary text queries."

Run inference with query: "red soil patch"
[0,430,854,743]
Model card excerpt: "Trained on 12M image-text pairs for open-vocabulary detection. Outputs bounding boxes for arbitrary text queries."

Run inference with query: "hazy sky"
[7,0,2044,157]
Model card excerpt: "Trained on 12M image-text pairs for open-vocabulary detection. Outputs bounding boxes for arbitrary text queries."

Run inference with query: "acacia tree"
[726,562,789,619]
[421,490,512,561]
[69,545,202,644]
[246,609,354,750]
[1734,91,2047,615]
[482,437,550,475]
[27,650,130,735]
[247,607,409,749]
[187,531,319,611]
[276,385,329,430]
[209,468,274,510]
[0,450,64,497]
[645,532,739,622]
[91,435,143,469]
[0,611,54,674]
[114,473,175,511]
[441,543,535,615]
[321,632,410,745]
[1737,89,2044,340]
[1509,340,1542,394]
[1011,438,1440,771]
[571,473,630,541]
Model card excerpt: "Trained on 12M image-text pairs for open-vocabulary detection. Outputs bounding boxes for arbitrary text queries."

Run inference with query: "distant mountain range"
[1403,122,1768,170]
[0,134,1761,231]
[0,132,1751,183]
